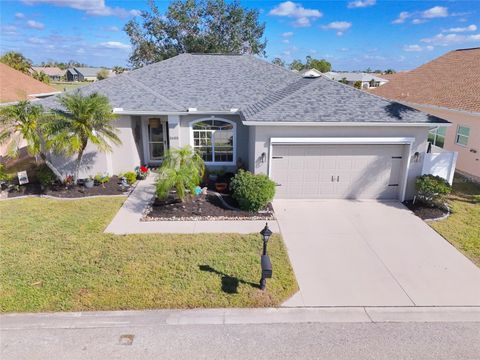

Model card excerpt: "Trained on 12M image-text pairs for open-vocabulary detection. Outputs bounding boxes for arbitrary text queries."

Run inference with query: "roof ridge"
[126,76,185,111]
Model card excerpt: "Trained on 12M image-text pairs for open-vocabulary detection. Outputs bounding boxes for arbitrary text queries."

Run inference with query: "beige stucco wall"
[410,104,480,179]
[252,125,432,200]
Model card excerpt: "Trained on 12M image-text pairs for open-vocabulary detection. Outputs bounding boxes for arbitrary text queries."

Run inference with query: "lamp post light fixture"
[259,223,273,290]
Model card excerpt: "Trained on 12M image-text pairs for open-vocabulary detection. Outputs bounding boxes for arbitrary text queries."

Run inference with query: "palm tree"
[45,91,121,183]
[0,101,63,180]
[156,146,205,202]
[0,51,32,74]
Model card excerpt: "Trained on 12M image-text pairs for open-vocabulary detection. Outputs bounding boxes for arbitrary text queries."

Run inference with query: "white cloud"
[412,18,426,25]
[27,36,46,44]
[27,20,45,29]
[322,21,352,36]
[422,6,448,19]
[403,44,434,52]
[98,41,131,50]
[1,25,18,36]
[21,0,140,18]
[282,39,290,44]
[392,11,410,24]
[15,12,25,19]
[104,25,120,32]
[421,32,480,46]
[269,1,322,27]
[282,31,293,37]
[347,0,376,9]
[443,24,477,33]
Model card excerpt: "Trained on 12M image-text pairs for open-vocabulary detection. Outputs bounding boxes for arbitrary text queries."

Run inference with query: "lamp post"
[260,223,273,290]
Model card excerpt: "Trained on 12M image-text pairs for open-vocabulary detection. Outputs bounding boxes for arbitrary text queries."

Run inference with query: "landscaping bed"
[403,200,448,220]
[0,197,297,312]
[3,175,132,199]
[144,193,275,221]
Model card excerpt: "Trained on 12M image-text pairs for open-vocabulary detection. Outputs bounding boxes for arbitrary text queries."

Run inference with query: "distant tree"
[339,77,348,84]
[373,69,382,74]
[305,56,331,73]
[0,51,32,74]
[96,68,110,80]
[124,0,266,68]
[289,59,304,71]
[365,67,372,73]
[353,80,363,89]
[112,66,126,74]
[271,57,285,68]
[32,71,50,84]
[385,69,396,74]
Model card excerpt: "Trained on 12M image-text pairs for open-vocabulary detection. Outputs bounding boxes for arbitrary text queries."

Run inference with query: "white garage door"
[271,144,405,199]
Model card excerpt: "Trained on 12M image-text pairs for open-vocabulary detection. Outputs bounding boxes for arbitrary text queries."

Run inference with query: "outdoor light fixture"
[260,223,273,290]
[261,152,267,163]
[413,152,420,162]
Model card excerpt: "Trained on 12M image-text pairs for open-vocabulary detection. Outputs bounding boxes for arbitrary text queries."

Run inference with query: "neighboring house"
[66,67,112,82]
[0,63,59,158]
[31,66,66,81]
[324,72,389,89]
[370,47,480,181]
[39,53,453,201]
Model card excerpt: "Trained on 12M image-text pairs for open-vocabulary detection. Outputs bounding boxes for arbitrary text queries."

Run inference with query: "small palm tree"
[0,101,63,180]
[156,146,205,202]
[44,91,121,183]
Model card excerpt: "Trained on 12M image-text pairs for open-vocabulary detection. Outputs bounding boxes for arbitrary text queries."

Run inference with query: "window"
[455,126,470,146]
[192,119,235,164]
[428,127,446,148]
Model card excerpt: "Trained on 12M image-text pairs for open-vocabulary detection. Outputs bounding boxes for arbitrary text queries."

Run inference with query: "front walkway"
[104,174,279,234]
[275,199,480,307]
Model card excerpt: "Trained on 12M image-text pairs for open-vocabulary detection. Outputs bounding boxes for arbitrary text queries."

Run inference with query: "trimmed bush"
[94,174,110,185]
[230,170,276,212]
[122,171,137,185]
[415,174,451,207]
[36,164,57,187]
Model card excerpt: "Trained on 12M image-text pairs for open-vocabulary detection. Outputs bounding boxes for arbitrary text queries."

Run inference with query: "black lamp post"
[260,223,273,290]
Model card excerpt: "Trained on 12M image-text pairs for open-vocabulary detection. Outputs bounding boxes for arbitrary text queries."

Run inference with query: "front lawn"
[430,174,480,267]
[0,197,297,312]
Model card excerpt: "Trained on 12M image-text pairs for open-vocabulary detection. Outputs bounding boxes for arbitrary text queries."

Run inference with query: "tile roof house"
[0,63,59,103]
[370,47,480,180]
[66,67,112,82]
[40,53,453,200]
[31,66,66,81]
[324,72,389,89]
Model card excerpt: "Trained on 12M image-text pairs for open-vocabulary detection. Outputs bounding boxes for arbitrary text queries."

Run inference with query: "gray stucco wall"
[252,125,431,200]
[178,114,249,171]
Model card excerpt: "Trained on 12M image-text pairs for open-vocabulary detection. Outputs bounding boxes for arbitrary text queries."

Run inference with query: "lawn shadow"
[198,265,260,293]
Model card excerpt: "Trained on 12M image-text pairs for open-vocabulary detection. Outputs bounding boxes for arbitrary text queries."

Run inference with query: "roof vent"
[188,107,198,112]
[302,69,322,78]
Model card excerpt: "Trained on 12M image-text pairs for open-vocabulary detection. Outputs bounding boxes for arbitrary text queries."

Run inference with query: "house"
[40,53,453,201]
[324,71,389,89]
[370,47,480,181]
[31,66,66,81]
[66,67,112,82]
[0,63,59,103]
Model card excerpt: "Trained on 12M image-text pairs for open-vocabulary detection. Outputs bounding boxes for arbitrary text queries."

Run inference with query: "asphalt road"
[2,321,480,360]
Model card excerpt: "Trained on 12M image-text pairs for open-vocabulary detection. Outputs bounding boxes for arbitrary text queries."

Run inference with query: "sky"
[0,0,479,70]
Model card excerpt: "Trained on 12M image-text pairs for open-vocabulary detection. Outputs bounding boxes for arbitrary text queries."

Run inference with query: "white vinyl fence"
[422,150,458,185]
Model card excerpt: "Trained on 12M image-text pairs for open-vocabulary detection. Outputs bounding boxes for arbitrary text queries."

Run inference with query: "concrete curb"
[2,307,480,330]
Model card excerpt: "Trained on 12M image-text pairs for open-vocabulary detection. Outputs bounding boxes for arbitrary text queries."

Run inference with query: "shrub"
[230,170,276,212]
[36,164,57,187]
[122,171,137,185]
[94,174,110,185]
[415,174,451,207]
[156,146,205,201]
[0,164,8,181]
[135,165,149,180]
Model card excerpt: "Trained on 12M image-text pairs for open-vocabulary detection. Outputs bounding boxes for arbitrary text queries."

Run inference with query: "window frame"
[455,125,470,147]
[428,126,447,149]
[190,117,237,166]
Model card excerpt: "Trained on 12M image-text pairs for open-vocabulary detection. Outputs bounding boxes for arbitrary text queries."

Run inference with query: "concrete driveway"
[274,200,480,307]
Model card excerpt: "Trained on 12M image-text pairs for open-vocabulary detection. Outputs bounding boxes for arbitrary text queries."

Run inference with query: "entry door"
[147,118,168,162]
[271,144,405,199]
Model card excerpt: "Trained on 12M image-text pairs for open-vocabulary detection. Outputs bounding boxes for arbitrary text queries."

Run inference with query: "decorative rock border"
[423,202,450,222]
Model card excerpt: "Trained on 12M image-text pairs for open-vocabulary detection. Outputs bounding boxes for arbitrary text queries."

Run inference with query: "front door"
[146,118,168,163]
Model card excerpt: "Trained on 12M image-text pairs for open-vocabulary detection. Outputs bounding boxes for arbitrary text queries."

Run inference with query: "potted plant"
[135,165,149,180]
[84,176,94,189]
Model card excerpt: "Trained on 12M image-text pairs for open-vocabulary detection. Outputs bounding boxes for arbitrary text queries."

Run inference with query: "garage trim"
[268,137,415,202]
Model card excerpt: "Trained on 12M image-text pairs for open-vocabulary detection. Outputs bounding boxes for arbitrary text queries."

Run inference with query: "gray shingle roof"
[37,53,448,124]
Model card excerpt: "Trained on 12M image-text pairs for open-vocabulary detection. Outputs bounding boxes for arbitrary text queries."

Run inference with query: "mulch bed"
[403,200,448,220]
[144,193,275,221]
[3,176,132,199]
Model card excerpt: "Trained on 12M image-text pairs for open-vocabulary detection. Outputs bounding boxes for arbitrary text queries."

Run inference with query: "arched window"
[191,119,236,164]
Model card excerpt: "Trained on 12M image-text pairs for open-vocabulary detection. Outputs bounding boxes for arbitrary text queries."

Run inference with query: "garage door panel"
[271,144,405,200]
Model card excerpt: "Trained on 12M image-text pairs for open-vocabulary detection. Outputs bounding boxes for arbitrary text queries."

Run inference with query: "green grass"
[0,197,297,313]
[51,82,88,92]
[430,174,480,267]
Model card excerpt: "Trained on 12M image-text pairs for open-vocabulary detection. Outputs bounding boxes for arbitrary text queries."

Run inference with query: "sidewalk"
[104,174,280,234]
